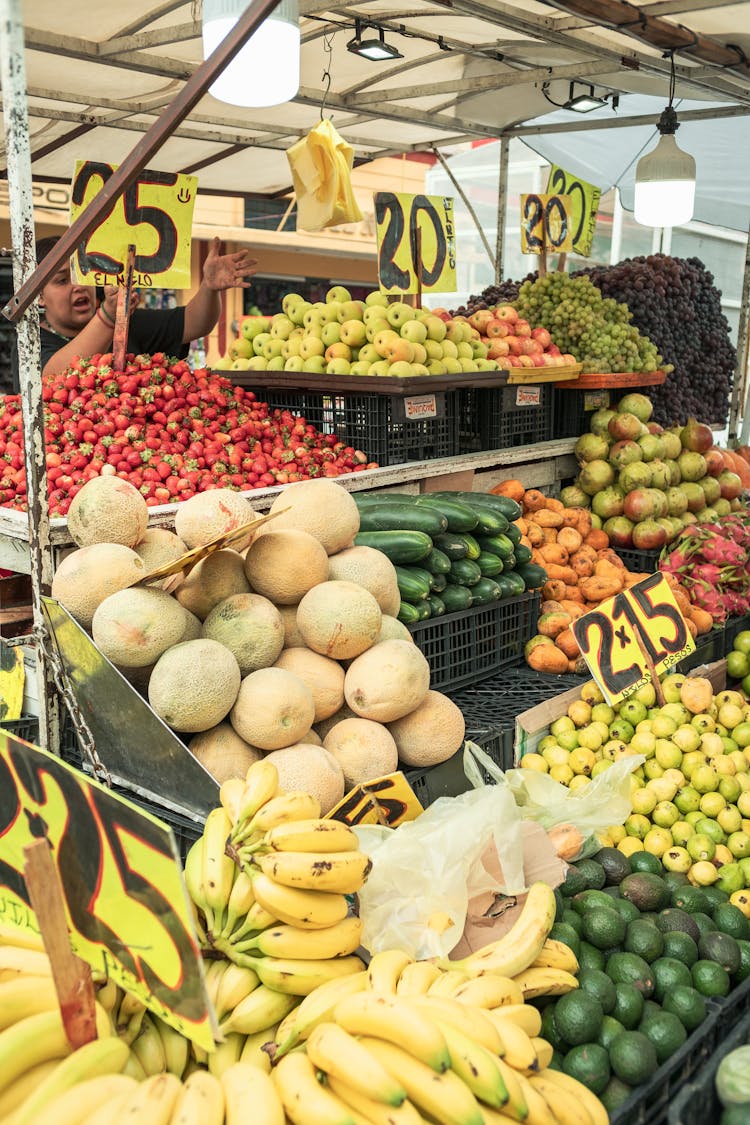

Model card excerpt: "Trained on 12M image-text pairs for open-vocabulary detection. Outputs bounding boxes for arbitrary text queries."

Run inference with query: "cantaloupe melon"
[67,474,148,549]
[284,729,323,748]
[92,586,189,668]
[278,605,306,649]
[230,667,316,750]
[180,608,203,642]
[51,544,146,630]
[148,639,241,733]
[274,648,345,722]
[327,546,400,616]
[261,745,345,815]
[244,530,329,605]
[313,702,359,742]
[188,722,263,783]
[376,615,413,644]
[175,550,250,620]
[344,639,430,722]
[323,718,398,787]
[174,489,258,549]
[267,480,359,555]
[202,593,284,675]
[134,528,188,588]
[296,580,381,660]
[387,690,466,767]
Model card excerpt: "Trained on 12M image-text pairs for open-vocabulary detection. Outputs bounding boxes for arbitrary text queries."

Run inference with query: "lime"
[609,1030,659,1085]
[727,650,750,679]
[562,1043,611,1095]
[733,630,750,655]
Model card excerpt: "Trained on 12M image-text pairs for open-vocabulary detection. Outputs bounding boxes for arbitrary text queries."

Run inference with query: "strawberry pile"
[660,512,750,622]
[0,353,376,516]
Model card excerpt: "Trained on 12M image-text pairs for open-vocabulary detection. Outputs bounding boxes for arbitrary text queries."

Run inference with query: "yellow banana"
[367,950,413,995]
[201,807,235,934]
[29,1074,138,1125]
[446,883,556,979]
[395,961,442,997]
[94,979,122,1018]
[237,915,363,960]
[223,901,279,946]
[231,762,284,843]
[359,1036,483,1125]
[153,1015,190,1078]
[220,983,298,1036]
[0,945,52,976]
[0,923,45,951]
[220,777,247,824]
[506,1073,558,1125]
[12,1034,130,1125]
[433,1019,509,1109]
[122,1051,147,1081]
[131,1012,167,1076]
[113,1072,183,1124]
[273,970,368,1056]
[262,819,359,854]
[118,988,147,1023]
[327,1075,424,1125]
[452,975,524,1009]
[243,791,321,839]
[306,1021,408,1106]
[532,939,580,974]
[253,954,365,996]
[0,975,61,1031]
[207,1030,245,1077]
[0,1059,58,1118]
[170,1068,225,1125]
[273,1052,355,1125]
[512,967,579,1001]
[223,1061,285,1125]
[219,868,257,940]
[0,1003,110,1097]
[333,992,450,1073]
[183,837,205,913]
[239,1023,278,1072]
[494,1058,529,1122]
[530,1068,608,1125]
[256,850,372,894]
[214,963,260,1023]
[486,1004,542,1039]
[527,1074,594,1125]
[251,873,349,930]
[203,959,228,1011]
[427,970,471,997]
[531,1038,553,1071]
[408,996,505,1056]
[493,1018,540,1073]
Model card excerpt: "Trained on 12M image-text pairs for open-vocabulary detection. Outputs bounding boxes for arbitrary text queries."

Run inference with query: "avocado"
[575,859,607,891]
[655,908,701,944]
[596,847,632,887]
[620,873,671,912]
[698,931,741,975]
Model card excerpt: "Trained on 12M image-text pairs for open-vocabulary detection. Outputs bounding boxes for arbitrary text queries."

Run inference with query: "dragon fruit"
[658,511,750,625]
[690,582,728,623]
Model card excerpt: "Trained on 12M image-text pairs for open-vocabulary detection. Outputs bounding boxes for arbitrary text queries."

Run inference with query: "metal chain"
[32,622,112,787]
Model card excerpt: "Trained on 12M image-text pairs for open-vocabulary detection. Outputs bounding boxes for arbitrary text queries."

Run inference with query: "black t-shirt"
[9,306,188,392]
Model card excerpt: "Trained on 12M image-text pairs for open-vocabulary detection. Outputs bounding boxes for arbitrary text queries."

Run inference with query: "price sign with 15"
[375,192,457,295]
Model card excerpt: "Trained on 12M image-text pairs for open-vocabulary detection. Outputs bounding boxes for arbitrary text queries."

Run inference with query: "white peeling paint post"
[1,0,58,751]
[495,137,510,284]
[733,227,750,446]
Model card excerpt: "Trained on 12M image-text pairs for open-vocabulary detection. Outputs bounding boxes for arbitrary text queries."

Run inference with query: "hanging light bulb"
[202,0,300,108]
[634,53,696,228]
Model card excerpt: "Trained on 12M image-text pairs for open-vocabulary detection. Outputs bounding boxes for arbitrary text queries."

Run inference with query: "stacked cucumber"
[353,491,547,625]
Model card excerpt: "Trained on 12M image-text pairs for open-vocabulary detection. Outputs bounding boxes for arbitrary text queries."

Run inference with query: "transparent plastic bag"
[354,777,524,959]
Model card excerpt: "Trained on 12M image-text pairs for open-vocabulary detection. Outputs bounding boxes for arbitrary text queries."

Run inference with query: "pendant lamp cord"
[320,29,334,119]
[667,49,676,108]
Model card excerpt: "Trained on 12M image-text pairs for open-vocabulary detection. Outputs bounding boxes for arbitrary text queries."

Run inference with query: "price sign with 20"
[375,192,457,295]
[546,165,601,258]
[571,573,695,705]
[520,194,574,256]
[69,161,197,289]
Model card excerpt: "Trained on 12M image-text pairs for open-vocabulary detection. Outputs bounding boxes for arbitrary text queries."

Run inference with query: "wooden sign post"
[112,244,136,374]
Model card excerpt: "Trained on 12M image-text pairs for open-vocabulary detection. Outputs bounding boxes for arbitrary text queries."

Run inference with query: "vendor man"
[10,235,257,390]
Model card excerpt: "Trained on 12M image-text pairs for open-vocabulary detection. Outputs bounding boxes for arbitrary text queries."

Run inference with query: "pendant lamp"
[634,54,696,228]
[202,0,300,108]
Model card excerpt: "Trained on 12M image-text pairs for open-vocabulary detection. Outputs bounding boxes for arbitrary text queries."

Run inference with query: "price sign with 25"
[571,573,695,705]
[375,192,457,295]
[520,193,573,256]
[69,161,197,289]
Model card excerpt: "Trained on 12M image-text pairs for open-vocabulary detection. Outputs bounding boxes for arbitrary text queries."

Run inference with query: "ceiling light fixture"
[564,83,609,113]
[634,52,696,228]
[202,0,300,108]
[347,20,403,61]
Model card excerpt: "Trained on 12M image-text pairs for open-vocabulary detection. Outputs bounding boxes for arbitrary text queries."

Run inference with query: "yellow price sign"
[546,165,601,257]
[70,160,197,288]
[520,194,574,255]
[571,574,695,705]
[0,732,217,1050]
[375,192,457,295]
[327,772,423,827]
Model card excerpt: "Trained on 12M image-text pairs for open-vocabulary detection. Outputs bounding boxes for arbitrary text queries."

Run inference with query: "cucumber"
[501,571,526,597]
[477,533,515,560]
[505,523,522,546]
[448,558,482,587]
[440,585,474,613]
[432,533,468,561]
[477,551,504,578]
[431,491,522,522]
[354,530,432,565]
[454,533,481,561]
[395,566,431,603]
[504,552,517,571]
[514,543,533,566]
[422,547,452,575]
[354,492,414,505]
[410,566,437,591]
[358,505,447,536]
[427,594,446,617]
[414,496,479,533]
[397,601,421,625]
[469,504,509,535]
[430,572,448,593]
[471,577,502,605]
[414,601,432,621]
[517,562,548,590]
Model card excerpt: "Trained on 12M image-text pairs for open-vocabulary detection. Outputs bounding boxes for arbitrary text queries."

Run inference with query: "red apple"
[522,338,543,356]
[515,320,532,338]
[516,355,534,367]
[495,305,518,324]
[487,339,510,358]
[507,336,524,356]
[486,319,511,339]
[531,354,546,367]
[531,327,552,349]
[548,344,561,356]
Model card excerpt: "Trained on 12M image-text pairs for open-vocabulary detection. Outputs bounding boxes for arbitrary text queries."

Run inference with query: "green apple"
[266,355,284,370]
[288,301,311,326]
[475,358,498,370]
[373,329,401,359]
[282,292,304,315]
[366,320,390,344]
[325,343,352,363]
[262,338,284,360]
[410,343,427,366]
[299,336,325,360]
[411,363,429,376]
[245,356,269,370]
[471,340,488,360]
[326,358,351,375]
[241,316,271,341]
[229,336,253,360]
[213,354,233,370]
[423,315,447,342]
[424,340,444,361]
[443,358,463,375]
[365,290,389,308]
[427,360,448,375]
[303,306,326,330]
[459,358,476,372]
[319,302,341,324]
[388,360,415,377]
[304,355,327,374]
[230,357,251,370]
[252,332,271,356]
[364,305,388,324]
[400,320,428,345]
[321,322,341,347]
[456,341,474,360]
[326,285,351,303]
[337,300,365,323]
[445,321,464,344]
[386,302,417,329]
[270,315,294,340]
[349,361,370,376]
[282,336,303,358]
[340,320,367,348]
[358,344,378,365]
[441,340,459,360]
[284,356,305,371]
[368,360,391,377]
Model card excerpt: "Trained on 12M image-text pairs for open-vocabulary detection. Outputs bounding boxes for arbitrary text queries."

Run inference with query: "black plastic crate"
[611,546,662,573]
[408,592,540,692]
[246,386,459,466]
[553,387,612,439]
[0,715,39,742]
[669,1009,750,1125]
[678,627,725,673]
[456,385,553,453]
[404,748,470,806]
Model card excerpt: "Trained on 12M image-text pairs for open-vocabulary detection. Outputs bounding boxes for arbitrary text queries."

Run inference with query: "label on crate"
[327,772,423,826]
[403,394,438,420]
[0,732,218,1050]
[583,390,610,411]
[515,386,541,407]
[70,160,196,288]
[375,192,457,295]
[520,194,574,255]
[545,165,601,257]
[571,573,695,705]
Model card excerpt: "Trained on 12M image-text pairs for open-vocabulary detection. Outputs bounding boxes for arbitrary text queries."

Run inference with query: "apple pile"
[214,286,503,378]
[452,304,577,370]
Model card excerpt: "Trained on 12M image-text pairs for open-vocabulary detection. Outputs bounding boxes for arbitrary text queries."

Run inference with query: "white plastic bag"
[354,775,524,960]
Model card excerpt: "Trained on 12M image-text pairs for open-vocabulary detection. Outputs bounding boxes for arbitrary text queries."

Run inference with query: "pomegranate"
[603,516,634,548]
[719,469,743,500]
[609,440,643,470]
[623,488,659,523]
[578,460,615,496]
[699,476,721,506]
[608,412,644,443]
[638,433,664,462]
[648,461,671,491]
[665,487,688,517]
[704,447,725,477]
[677,451,707,482]
[619,462,653,493]
[647,422,664,435]
[575,433,610,463]
[632,520,667,550]
[617,393,653,423]
[647,488,668,519]
[664,460,681,486]
[590,408,616,437]
[592,485,626,520]
[560,485,590,508]
[681,481,707,513]
[681,417,713,454]
[660,431,683,460]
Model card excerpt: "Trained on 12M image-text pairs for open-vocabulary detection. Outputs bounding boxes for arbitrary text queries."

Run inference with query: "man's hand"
[202,236,258,292]
[100,281,140,322]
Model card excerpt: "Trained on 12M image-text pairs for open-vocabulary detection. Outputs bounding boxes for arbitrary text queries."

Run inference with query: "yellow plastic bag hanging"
[286,118,363,232]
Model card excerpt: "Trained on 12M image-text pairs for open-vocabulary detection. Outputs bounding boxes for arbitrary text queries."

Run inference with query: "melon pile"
[51,473,465,807]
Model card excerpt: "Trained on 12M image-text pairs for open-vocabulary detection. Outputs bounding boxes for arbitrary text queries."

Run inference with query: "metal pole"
[430,147,496,274]
[495,137,510,284]
[732,228,750,444]
[0,0,58,752]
